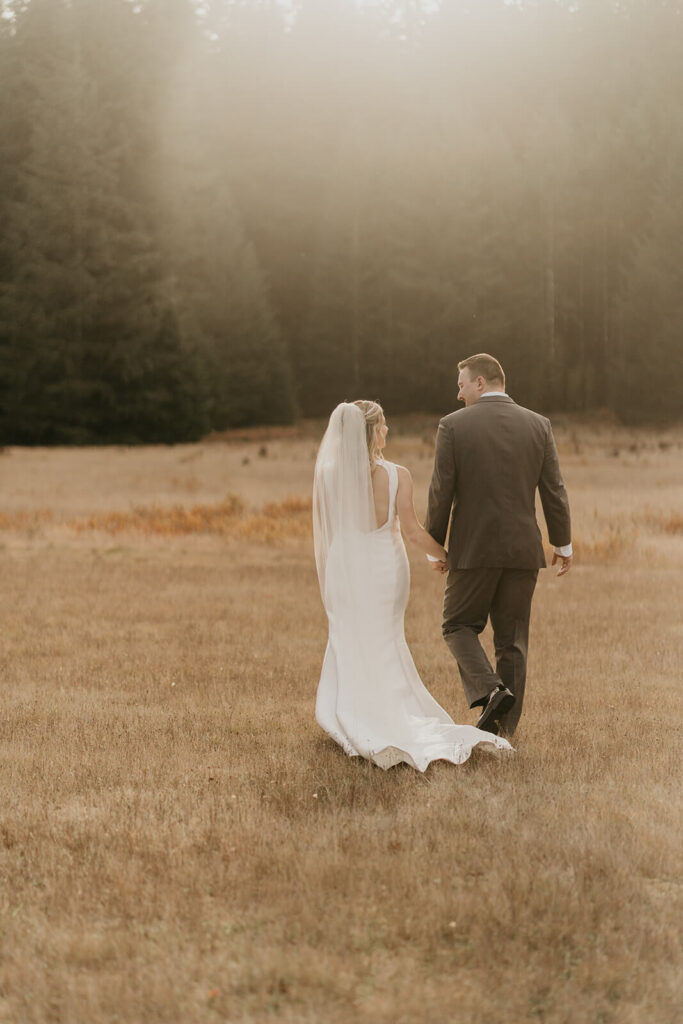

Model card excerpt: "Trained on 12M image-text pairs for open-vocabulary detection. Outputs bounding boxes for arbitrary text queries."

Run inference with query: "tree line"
[1,0,681,444]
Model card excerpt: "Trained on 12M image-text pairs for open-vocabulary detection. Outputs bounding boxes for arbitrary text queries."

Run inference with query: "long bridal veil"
[313,402,375,600]
[312,403,386,703]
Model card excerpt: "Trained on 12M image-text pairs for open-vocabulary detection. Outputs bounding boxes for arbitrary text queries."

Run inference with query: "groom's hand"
[552,552,573,577]
[430,560,448,575]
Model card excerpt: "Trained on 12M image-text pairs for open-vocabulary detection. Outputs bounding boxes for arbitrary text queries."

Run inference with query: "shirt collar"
[480,391,508,398]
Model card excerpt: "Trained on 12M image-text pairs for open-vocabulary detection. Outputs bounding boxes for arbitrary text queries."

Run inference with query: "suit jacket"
[425,396,571,570]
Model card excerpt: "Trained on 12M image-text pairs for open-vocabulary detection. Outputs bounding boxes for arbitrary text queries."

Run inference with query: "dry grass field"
[0,415,681,1024]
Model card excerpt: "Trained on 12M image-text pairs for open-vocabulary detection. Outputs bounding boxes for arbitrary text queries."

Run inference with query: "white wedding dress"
[314,410,512,771]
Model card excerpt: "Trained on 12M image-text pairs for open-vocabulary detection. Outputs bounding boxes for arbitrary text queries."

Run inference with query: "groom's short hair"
[458,353,505,388]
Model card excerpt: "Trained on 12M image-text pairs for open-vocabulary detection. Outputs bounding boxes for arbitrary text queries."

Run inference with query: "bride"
[313,400,512,771]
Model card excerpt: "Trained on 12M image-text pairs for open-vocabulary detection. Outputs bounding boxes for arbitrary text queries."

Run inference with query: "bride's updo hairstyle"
[353,400,384,468]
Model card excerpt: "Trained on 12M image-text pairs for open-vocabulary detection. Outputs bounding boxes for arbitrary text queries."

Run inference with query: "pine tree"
[0,0,207,443]
[618,137,683,423]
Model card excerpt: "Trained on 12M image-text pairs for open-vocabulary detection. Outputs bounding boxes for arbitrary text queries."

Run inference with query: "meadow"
[0,416,681,1024]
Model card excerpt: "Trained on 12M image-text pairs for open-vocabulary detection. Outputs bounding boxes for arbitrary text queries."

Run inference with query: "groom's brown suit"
[425,395,571,734]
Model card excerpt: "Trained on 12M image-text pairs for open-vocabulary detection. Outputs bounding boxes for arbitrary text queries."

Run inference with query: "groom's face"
[457,369,482,407]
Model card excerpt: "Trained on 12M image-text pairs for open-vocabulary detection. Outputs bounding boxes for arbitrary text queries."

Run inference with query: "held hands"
[552,552,573,577]
[428,548,448,575]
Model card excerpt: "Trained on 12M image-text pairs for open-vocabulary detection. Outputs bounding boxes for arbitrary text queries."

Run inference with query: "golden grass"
[0,507,53,530]
[0,419,681,1023]
[64,495,311,542]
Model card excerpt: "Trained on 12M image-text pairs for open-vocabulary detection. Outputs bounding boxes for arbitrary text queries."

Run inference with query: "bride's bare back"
[372,460,446,561]
[370,463,391,528]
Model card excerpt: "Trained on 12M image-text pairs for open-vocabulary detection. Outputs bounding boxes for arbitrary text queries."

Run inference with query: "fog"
[1,1,682,442]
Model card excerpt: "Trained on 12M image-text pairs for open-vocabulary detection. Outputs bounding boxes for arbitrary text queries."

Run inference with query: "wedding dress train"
[315,457,512,771]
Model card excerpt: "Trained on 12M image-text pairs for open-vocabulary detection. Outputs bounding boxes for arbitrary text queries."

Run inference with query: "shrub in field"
[64,495,312,540]
[0,500,658,560]
[640,510,683,536]
[663,515,683,535]
[234,497,312,541]
[572,527,638,564]
[0,509,53,530]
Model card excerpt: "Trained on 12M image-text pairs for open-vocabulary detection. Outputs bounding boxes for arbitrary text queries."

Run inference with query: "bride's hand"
[429,549,448,574]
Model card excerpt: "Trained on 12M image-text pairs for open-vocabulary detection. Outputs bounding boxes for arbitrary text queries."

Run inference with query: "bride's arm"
[396,465,447,560]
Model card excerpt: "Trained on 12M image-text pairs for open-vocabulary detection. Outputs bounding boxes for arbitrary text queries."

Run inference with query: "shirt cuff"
[554,543,573,557]
[426,554,441,562]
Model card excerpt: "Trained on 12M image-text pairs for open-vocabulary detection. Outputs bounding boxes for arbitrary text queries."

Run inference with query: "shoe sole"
[477,691,515,733]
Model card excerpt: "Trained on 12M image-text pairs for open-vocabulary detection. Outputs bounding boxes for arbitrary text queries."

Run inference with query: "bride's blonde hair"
[353,400,384,468]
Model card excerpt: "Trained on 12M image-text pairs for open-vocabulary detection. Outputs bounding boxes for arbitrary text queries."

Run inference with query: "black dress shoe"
[476,684,515,734]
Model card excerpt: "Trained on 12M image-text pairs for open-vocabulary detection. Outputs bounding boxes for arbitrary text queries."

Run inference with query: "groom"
[425,353,572,736]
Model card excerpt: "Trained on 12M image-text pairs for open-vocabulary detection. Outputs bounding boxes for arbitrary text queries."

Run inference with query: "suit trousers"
[442,567,538,735]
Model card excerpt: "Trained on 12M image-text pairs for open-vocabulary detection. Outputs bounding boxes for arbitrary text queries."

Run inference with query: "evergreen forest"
[1,0,682,443]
